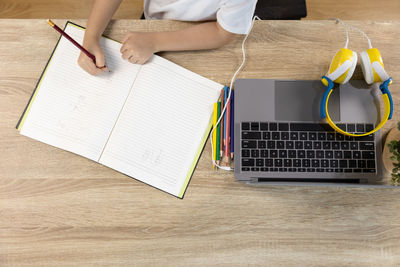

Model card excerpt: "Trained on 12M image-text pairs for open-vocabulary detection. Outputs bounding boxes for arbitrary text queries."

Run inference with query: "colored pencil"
[212,102,218,169]
[225,91,230,160]
[47,19,106,68]
[216,101,221,164]
[230,90,234,160]
[219,89,225,158]
[223,86,228,150]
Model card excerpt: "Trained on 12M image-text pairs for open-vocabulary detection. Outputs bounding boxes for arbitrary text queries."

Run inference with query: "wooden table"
[1,19,400,266]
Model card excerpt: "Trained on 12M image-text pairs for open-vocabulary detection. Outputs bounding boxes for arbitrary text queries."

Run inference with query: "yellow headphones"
[320,20,393,137]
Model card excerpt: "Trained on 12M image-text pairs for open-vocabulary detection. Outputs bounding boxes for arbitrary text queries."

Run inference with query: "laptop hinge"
[254,177,361,184]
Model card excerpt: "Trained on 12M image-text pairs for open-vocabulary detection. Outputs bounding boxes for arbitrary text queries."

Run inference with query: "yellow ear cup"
[360,48,389,84]
[326,48,357,84]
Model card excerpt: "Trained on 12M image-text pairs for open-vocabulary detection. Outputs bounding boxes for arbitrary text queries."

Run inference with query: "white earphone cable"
[210,15,261,171]
[333,18,349,48]
[333,18,373,49]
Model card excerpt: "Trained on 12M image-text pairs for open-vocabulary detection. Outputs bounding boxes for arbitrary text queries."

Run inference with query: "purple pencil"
[230,90,234,159]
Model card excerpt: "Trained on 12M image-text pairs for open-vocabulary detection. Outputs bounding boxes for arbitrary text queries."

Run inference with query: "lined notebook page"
[99,55,222,196]
[20,23,140,161]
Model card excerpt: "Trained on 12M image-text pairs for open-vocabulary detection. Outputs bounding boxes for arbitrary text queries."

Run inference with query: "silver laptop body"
[234,79,390,187]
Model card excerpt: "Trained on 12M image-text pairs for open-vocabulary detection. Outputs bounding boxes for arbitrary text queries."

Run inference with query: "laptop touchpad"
[274,80,340,122]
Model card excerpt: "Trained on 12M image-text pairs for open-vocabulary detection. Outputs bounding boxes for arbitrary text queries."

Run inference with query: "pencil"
[47,19,106,68]
[219,89,225,158]
[212,102,218,169]
[225,90,230,160]
[230,90,234,160]
[216,101,221,165]
[223,86,228,151]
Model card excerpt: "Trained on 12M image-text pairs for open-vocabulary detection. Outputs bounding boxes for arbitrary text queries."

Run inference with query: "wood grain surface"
[0,0,144,19]
[0,0,399,20]
[1,19,400,266]
[306,0,400,20]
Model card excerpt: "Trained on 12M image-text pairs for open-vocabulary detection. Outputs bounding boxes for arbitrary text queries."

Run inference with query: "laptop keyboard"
[240,122,376,173]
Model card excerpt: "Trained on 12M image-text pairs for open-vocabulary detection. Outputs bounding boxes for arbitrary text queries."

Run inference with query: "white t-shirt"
[143,0,258,34]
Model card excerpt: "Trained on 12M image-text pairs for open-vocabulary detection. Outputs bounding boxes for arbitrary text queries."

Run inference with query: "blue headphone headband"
[320,76,334,119]
[380,78,394,120]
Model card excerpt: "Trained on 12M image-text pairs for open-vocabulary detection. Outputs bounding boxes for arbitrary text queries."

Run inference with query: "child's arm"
[78,0,122,75]
[120,22,237,64]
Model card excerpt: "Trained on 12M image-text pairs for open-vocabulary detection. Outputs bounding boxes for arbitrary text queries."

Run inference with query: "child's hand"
[78,37,109,75]
[120,32,157,64]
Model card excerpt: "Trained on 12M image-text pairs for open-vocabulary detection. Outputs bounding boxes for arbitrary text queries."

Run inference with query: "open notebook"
[17,22,223,198]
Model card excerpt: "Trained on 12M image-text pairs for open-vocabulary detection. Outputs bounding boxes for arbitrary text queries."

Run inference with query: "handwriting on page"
[142,148,163,165]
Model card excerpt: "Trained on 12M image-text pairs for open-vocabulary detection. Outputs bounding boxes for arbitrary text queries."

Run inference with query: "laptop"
[234,79,391,187]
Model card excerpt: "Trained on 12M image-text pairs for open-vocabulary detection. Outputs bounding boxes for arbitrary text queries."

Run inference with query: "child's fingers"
[78,48,107,75]
[120,41,128,53]
[131,56,148,65]
[79,58,94,75]
[122,33,132,44]
[121,50,135,60]
[120,43,130,54]
[92,62,106,75]
[100,66,110,72]
[85,61,98,75]
[85,59,104,75]
[94,52,106,69]
[136,58,146,65]
[88,51,107,74]
[128,56,137,64]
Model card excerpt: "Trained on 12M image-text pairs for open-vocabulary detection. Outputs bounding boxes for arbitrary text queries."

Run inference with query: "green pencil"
[216,101,221,164]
